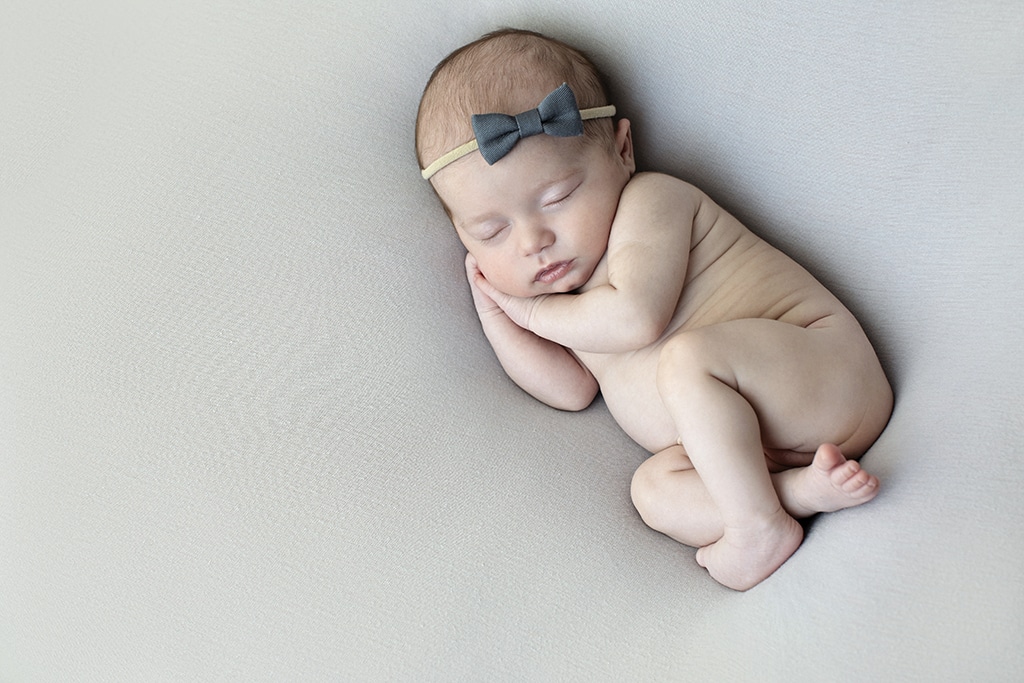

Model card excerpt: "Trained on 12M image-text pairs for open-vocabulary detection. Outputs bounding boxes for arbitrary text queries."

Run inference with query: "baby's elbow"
[556,394,596,412]
[566,389,598,412]
[636,319,668,348]
[552,378,599,412]
[629,308,672,348]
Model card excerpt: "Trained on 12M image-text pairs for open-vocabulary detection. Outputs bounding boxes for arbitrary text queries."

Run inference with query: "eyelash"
[546,185,578,208]
[481,225,508,242]
[477,183,579,242]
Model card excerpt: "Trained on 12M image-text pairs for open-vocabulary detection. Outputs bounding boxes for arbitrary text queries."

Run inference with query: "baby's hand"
[465,253,547,330]
[465,253,503,318]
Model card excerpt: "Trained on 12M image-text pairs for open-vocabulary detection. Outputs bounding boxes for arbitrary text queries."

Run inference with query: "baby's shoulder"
[618,173,730,241]
[615,173,707,228]
[621,172,704,202]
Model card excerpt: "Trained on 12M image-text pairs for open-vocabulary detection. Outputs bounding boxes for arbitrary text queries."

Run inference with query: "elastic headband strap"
[420,104,616,180]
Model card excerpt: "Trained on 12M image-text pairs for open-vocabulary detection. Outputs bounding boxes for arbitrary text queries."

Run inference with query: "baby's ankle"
[726,505,792,535]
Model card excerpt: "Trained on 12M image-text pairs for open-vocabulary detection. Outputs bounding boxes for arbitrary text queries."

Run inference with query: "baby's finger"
[474,273,504,303]
[472,270,492,295]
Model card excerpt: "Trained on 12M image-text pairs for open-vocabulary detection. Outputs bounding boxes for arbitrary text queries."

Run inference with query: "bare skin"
[432,92,893,590]
[632,443,879,589]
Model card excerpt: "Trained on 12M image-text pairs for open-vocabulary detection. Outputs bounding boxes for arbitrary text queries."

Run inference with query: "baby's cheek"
[478,264,524,297]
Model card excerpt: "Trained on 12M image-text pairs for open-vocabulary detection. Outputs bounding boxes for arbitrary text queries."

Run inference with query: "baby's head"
[416,29,618,179]
[416,29,635,297]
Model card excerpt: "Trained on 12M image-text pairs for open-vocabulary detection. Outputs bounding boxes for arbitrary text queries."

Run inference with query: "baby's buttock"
[577,238,857,453]
[587,312,852,453]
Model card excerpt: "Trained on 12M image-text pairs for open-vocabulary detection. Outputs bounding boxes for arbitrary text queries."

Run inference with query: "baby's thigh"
[660,316,891,454]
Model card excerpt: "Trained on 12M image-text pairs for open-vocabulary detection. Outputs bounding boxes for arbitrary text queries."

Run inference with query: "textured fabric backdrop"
[3,0,1023,680]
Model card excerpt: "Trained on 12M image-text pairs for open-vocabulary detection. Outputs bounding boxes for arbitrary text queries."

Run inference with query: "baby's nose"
[519,223,555,256]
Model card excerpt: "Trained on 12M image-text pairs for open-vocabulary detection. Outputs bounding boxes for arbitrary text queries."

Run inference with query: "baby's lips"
[535,260,573,284]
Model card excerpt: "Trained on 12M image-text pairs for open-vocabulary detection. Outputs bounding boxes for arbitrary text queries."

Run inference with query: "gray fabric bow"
[471,83,584,165]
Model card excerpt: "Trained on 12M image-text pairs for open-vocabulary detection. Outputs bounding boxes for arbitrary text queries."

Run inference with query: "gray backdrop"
[3,1,1023,680]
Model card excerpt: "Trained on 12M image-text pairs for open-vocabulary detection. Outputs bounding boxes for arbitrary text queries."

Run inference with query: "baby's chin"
[526,272,591,297]
[548,277,587,294]
[502,281,574,298]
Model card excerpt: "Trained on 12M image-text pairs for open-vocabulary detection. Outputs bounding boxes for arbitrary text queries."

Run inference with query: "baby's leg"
[632,442,880,547]
[772,443,881,517]
[652,316,890,590]
[631,445,723,548]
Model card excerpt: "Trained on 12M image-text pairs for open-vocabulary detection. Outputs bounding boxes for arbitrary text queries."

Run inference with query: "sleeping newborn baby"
[415,29,893,590]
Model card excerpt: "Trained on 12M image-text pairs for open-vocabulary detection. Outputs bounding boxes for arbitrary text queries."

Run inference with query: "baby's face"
[432,121,635,298]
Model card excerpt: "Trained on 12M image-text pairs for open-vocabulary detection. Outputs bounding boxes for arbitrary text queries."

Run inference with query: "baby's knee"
[656,333,716,399]
[630,457,673,530]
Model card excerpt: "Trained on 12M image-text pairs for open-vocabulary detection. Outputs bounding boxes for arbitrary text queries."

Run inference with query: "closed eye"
[544,183,580,209]
[480,224,509,242]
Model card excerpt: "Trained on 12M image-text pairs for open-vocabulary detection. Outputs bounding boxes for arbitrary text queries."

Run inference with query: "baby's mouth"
[535,260,574,284]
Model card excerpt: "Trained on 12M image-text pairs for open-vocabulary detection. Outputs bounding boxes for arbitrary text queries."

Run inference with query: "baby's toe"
[830,460,861,486]
[848,471,879,497]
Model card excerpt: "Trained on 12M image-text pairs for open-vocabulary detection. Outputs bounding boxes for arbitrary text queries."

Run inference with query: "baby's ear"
[614,119,636,173]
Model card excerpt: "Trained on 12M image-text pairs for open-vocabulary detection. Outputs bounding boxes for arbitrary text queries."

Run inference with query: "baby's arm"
[477,173,698,353]
[465,254,598,411]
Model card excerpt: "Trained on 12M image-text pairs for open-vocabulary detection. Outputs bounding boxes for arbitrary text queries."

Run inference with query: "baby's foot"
[696,508,803,591]
[783,443,880,517]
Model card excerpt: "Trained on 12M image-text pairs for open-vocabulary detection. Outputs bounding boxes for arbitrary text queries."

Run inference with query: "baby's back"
[667,186,846,333]
[576,179,855,451]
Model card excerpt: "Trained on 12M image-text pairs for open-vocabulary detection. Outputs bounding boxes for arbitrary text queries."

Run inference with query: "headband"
[420,83,616,180]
